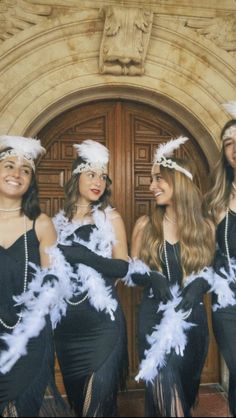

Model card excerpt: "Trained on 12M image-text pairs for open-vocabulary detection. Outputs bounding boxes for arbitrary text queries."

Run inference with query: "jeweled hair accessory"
[222,101,236,141]
[73,140,109,175]
[0,135,46,171]
[153,136,193,180]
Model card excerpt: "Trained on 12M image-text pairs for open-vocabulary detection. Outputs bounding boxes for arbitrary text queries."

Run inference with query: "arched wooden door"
[37,100,219,393]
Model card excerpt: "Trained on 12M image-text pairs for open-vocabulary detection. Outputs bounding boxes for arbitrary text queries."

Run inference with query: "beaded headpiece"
[0,135,45,172]
[222,101,236,141]
[73,140,109,175]
[153,136,193,180]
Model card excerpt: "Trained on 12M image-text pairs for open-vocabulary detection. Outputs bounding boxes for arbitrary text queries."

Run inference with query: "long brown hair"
[203,119,236,224]
[140,159,214,279]
[64,156,112,220]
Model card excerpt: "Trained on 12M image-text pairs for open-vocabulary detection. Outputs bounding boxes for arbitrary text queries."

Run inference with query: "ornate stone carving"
[185,15,236,55]
[0,0,52,42]
[99,6,153,76]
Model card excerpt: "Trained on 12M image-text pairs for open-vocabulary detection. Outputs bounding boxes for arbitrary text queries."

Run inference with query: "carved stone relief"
[185,15,236,57]
[0,0,52,42]
[99,6,153,76]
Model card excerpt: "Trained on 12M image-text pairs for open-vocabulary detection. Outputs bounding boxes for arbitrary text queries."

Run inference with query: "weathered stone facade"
[0,0,235,165]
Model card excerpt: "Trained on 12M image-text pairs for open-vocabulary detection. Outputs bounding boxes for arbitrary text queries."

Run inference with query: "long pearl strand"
[66,293,88,306]
[163,240,171,282]
[0,216,28,330]
[224,208,236,283]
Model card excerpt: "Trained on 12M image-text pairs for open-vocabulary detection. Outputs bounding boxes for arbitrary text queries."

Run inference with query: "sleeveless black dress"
[0,225,57,417]
[213,209,236,416]
[138,242,209,417]
[54,224,128,417]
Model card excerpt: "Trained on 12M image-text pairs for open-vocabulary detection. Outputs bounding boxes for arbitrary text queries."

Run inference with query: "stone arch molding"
[0,5,235,166]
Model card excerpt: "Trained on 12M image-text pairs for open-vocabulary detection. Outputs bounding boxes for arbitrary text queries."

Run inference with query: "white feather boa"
[212,258,236,311]
[0,247,75,374]
[124,260,213,384]
[136,285,195,384]
[122,258,151,287]
[53,206,118,320]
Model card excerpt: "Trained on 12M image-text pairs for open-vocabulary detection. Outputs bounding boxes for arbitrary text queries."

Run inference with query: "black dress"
[0,225,57,417]
[138,242,209,417]
[213,209,236,416]
[54,224,128,417]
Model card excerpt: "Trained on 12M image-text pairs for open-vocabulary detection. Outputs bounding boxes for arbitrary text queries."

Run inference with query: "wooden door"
[37,100,219,392]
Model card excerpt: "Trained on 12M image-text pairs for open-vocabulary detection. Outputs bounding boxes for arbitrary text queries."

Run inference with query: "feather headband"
[73,140,109,175]
[0,135,46,171]
[153,136,193,180]
[222,101,236,141]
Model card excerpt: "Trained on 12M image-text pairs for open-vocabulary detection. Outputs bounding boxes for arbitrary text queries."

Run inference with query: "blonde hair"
[140,159,214,280]
[203,120,236,224]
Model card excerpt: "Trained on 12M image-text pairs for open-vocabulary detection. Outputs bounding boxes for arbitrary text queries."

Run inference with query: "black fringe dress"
[54,224,128,417]
[138,242,209,417]
[0,225,57,417]
[213,209,236,416]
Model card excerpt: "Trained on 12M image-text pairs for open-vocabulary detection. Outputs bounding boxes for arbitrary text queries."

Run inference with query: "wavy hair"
[203,119,236,224]
[64,156,112,220]
[140,159,214,280]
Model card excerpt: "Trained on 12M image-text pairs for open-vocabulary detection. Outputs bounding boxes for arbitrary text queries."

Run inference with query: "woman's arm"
[131,215,149,258]
[35,214,57,268]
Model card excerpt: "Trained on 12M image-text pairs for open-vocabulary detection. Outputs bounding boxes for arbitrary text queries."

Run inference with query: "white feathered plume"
[154,136,189,162]
[0,247,76,374]
[74,140,109,165]
[136,285,195,384]
[222,101,236,119]
[0,135,45,159]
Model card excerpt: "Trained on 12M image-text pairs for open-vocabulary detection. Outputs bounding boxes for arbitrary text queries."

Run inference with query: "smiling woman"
[0,136,61,417]
[53,139,129,417]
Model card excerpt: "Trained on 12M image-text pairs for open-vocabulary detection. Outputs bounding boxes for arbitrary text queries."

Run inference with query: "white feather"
[74,140,109,165]
[212,258,236,311]
[0,247,76,374]
[222,101,236,119]
[154,136,189,162]
[136,284,195,384]
[0,135,45,159]
[122,258,151,287]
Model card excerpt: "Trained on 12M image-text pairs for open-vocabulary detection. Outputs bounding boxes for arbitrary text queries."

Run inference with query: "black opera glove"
[130,271,173,303]
[175,278,210,312]
[150,271,173,304]
[58,243,129,279]
[213,249,230,279]
[130,272,151,287]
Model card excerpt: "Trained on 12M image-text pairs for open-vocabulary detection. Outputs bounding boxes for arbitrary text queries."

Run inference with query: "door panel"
[37,100,219,392]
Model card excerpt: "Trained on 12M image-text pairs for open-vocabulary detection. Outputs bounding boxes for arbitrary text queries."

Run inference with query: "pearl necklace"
[66,293,88,306]
[0,207,21,212]
[163,239,171,282]
[224,208,233,275]
[0,215,28,330]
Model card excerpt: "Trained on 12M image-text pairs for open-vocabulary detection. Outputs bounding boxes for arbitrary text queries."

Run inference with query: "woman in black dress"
[0,136,58,417]
[53,140,129,417]
[126,137,215,417]
[204,102,236,416]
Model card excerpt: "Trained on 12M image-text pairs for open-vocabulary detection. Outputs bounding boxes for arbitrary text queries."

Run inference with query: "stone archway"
[0,3,235,166]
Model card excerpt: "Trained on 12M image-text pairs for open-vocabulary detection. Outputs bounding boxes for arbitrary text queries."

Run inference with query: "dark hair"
[0,147,41,220]
[64,156,112,220]
[22,172,41,220]
[221,119,236,141]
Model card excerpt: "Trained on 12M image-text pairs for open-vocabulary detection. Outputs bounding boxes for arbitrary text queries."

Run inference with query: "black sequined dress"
[54,224,128,417]
[213,209,236,416]
[138,242,209,417]
[0,224,57,417]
